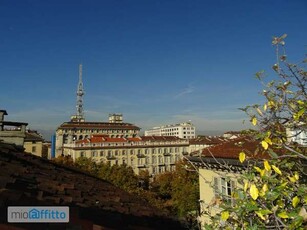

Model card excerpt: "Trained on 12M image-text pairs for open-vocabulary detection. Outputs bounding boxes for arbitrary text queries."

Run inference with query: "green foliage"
[151,161,199,218]
[209,35,307,229]
[53,154,74,166]
[75,156,99,174]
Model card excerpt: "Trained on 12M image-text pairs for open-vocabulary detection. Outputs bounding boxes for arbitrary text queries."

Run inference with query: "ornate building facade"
[55,114,141,157]
[62,135,189,175]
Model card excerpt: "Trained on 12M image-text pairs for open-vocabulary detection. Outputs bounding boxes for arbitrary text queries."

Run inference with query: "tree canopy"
[207,34,307,230]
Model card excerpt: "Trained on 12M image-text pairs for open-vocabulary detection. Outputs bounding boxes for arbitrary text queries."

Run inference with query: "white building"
[145,122,196,139]
[286,127,307,146]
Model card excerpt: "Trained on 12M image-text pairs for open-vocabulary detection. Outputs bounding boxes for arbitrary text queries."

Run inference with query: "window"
[80,152,85,157]
[152,156,157,164]
[159,156,163,163]
[213,177,235,204]
[100,151,104,157]
[91,151,98,157]
[32,146,36,153]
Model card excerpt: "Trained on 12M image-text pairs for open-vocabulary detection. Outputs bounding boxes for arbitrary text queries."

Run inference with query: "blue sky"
[1,0,306,139]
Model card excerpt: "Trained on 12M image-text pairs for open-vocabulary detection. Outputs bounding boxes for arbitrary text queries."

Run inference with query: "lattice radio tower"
[76,64,85,121]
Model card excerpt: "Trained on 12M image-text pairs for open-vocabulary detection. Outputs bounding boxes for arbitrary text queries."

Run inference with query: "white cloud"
[174,84,195,98]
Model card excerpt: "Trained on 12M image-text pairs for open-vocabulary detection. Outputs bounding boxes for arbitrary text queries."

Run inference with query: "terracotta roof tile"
[0,143,184,229]
[199,137,270,159]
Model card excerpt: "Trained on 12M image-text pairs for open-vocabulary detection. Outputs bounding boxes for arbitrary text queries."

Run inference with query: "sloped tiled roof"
[141,136,183,142]
[197,136,270,159]
[189,136,227,145]
[0,143,184,229]
[24,131,44,142]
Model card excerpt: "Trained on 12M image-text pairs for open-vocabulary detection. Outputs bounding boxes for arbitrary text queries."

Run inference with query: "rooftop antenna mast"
[76,64,85,121]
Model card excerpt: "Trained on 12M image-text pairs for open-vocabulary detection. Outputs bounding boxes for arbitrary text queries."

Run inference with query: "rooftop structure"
[0,110,28,150]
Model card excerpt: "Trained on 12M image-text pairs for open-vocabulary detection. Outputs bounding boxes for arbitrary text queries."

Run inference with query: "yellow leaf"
[264,160,271,171]
[244,182,248,192]
[288,176,297,183]
[268,100,275,108]
[239,152,246,163]
[260,184,268,197]
[261,141,269,150]
[254,166,262,173]
[278,212,289,219]
[254,166,265,177]
[256,108,263,116]
[221,211,229,221]
[252,117,257,126]
[272,165,282,175]
[250,184,259,200]
[297,100,304,105]
[255,211,266,220]
[264,137,272,145]
[294,172,299,180]
[263,104,267,111]
[292,196,300,208]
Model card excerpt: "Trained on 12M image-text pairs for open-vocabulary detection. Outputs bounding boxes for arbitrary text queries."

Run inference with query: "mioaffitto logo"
[8,206,69,223]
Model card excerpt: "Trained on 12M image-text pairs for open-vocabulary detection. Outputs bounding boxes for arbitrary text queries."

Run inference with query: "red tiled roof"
[189,136,227,145]
[127,137,142,142]
[141,136,183,141]
[200,137,270,159]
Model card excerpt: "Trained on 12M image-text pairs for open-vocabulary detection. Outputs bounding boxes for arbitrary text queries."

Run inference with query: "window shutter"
[214,177,219,196]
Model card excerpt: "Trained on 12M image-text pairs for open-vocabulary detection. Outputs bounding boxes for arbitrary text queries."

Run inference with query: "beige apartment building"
[23,130,46,157]
[62,135,189,175]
